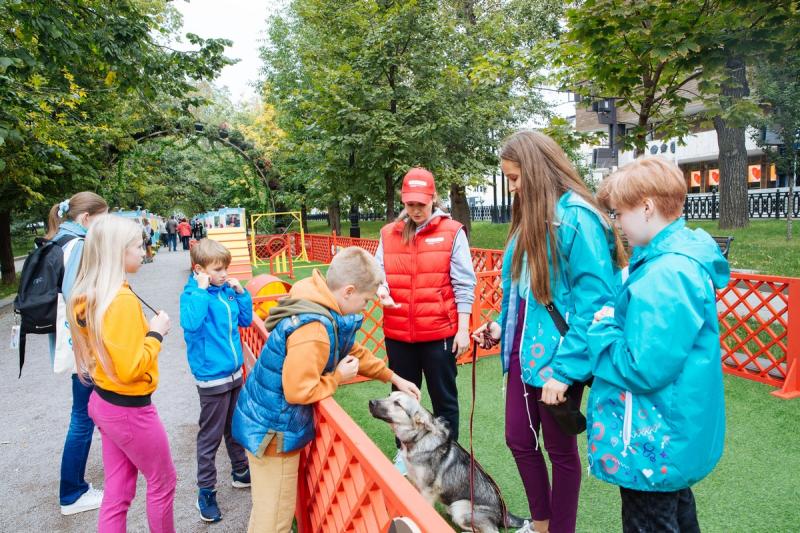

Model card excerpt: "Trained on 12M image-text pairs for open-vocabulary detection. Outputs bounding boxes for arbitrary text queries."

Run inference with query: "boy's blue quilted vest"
[232,311,362,455]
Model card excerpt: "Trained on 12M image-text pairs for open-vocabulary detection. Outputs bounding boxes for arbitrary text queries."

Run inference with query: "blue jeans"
[60,374,95,505]
[167,233,177,251]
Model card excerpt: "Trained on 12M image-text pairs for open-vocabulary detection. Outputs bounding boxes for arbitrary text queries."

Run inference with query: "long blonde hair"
[68,215,143,380]
[499,130,625,304]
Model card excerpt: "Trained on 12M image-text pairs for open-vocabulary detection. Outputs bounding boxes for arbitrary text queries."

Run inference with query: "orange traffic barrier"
[296,397,454,533]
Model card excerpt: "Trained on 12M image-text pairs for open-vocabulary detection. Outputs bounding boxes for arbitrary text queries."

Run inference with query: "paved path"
[0,248,251,532]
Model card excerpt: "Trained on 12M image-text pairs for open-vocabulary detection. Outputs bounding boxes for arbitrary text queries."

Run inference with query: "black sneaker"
[231,468,251,488]
[196,488,222,522]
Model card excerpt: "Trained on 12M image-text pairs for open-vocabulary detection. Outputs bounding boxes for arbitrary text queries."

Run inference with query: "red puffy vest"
[380,215,463,342]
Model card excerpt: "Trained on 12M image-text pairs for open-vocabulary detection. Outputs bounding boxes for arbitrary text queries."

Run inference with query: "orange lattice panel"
[239,314,268,381]
[717,273,800,398]
[470,248,504,273]
[296,398,454,533]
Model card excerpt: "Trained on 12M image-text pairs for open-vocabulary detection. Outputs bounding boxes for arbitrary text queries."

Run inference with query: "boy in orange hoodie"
[232,247,420,532]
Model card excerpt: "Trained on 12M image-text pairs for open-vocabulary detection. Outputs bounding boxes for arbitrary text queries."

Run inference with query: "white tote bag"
[53,238,81,374]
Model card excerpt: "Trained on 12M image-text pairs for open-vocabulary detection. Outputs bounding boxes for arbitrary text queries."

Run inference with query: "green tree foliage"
[260,0,558,230]
[753,49,800,239]
[557,0,796,229]
[0,0,232,282]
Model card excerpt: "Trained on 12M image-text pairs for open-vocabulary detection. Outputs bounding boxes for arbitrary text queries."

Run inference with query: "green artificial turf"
[335,356,800,532]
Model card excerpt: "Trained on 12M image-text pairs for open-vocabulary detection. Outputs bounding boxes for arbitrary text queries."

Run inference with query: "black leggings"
[620,487,700,533]
[386,336,459,444]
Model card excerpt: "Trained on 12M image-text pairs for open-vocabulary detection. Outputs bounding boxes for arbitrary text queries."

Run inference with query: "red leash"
[469,340,509,531]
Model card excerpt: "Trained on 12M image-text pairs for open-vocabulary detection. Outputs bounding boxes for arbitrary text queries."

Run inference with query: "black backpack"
[12,234,77,377]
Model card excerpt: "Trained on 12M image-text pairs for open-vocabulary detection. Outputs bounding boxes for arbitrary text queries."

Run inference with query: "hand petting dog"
[390,373,421,401]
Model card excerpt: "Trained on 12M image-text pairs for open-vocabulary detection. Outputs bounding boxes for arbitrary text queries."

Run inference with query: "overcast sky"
[172,0,283,103]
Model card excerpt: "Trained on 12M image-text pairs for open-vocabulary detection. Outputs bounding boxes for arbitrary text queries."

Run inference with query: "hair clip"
[57,199,70,218]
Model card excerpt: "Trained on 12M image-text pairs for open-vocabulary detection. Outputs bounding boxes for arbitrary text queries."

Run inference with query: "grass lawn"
[307,219,800,277]
[334,357,800,532]
[260,247,800,532]
[12,229,44,257]
[687,220,800,277]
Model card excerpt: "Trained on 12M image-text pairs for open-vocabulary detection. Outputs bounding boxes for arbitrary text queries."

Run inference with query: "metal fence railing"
[684,190,800,220]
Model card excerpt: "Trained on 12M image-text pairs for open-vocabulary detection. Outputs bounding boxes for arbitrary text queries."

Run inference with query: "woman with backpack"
[46,192,109,515]
[471,131,624,533]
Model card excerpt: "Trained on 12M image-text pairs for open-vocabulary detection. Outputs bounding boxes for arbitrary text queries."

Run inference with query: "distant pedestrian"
[165,216,178,252]
[68,215,176,533]
[178,218,192,250]
[142,219,154,263]
[158,217,168,248]
[192,218,204,240]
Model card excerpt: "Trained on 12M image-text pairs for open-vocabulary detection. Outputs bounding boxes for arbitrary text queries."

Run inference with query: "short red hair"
[598,157,686,219]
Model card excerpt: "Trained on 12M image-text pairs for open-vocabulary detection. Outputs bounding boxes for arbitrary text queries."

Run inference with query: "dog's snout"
[368,400,376,408]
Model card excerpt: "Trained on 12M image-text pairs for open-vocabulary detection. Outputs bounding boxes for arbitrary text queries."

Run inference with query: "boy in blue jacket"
[180,238,253,523]
[588,157,730,532]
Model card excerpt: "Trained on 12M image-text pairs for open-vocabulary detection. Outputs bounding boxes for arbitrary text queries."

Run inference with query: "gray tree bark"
[714,54,750,229]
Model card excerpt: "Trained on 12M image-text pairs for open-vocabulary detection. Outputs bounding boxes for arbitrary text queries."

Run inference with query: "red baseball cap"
[401,167,436,204]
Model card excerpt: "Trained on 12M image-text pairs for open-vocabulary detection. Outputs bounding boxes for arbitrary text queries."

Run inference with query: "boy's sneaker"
[196,488,222,523]
[231,468,251,488]
[60,484,103,516]
[393,451,407,476]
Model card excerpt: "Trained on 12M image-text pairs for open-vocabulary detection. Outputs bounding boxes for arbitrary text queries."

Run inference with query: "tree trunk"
[714,55,750,229]
[384,171,396,221]
[328,200,341,235]
[0,210,15,285]
[300,203,309,234]
[449,183,472,239]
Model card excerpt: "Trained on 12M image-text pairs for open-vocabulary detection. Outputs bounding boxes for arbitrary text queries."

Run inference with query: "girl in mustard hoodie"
[68,215,175,533]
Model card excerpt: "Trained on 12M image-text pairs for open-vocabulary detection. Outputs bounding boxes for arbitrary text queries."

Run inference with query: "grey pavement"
[0,248,251,532]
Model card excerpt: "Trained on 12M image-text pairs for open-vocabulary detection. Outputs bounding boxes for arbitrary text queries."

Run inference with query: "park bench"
[620,234,733,259]
[712,235,734,259]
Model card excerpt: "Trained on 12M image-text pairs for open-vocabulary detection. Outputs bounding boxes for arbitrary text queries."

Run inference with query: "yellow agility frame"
[249,211,308,266]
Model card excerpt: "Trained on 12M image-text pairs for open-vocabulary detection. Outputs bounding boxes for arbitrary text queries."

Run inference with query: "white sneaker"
[60,484,103,516]
[393,451,408,476]
[515,521,535,533]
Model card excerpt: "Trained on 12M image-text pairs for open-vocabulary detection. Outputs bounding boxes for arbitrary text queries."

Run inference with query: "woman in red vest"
[375,167,477,475]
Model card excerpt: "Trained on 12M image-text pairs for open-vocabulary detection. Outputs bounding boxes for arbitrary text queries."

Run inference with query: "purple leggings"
[505,302,582,533]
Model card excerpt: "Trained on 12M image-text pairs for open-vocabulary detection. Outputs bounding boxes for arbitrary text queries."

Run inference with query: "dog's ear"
[412,408,435,431]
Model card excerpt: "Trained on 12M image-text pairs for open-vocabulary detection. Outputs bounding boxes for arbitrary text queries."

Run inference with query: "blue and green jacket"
[498,190,619,387]
[180,274,253,385]
[231,305,362,455]
[586,219,730,491]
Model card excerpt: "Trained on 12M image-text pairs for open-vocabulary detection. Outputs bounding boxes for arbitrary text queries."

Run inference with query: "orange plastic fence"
[237,291,454,532]
[239,313,268,381]
[718,273,800,399]
[296,398,454,533]
[255,231,800,399]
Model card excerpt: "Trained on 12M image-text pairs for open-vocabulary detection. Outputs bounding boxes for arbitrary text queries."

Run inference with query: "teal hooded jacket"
[586,218,730,491]
[498,190,619,387]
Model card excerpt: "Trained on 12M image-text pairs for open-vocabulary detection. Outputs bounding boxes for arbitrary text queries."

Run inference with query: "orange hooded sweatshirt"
[280,269,393,405]
[74,282,161,399]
